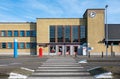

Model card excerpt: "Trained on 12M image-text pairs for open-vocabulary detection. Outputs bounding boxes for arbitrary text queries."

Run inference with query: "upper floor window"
[8,31,12,37]
[57,26,63,42]
[14,31,18,37]
[26,31,31,37]
[1,31,6,36]
[72,26,79,42]
[50,26,55,42]
[31,30,36,37]
[65,26,71,42]
[20,31,25,37]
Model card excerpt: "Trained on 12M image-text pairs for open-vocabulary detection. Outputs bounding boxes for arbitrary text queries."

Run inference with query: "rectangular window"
[8,42,12,48]
[50,26,55,42]
[1,31,6,36]
[31,42,36,48]
[26,31,31,37]
[80,26,85,39]
[8,31,12,37]
[20,31,25,37]
[72,26,79,42]
[31,30,36,37]
[20,42,25,49]
[26,43,30,48]
[80,26,86,43]
[65,26,71,42]
[2,43,6,48]
[57,26,63,42]
[14,31,18,37]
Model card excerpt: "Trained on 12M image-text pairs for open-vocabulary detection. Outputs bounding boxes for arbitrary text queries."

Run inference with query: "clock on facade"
[89,11,96,18]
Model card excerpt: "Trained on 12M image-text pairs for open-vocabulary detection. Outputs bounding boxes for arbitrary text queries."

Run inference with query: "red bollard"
[39,48,43,57]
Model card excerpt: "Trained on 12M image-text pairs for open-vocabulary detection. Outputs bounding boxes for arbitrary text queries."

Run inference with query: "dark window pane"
[57,26,63,42]
[26,31,31,37]
[80,26,86,43]
[14,31,18,37]
[20,31,25,37]
[72,26,79,42]
[8,31,12,37]
[65,26,70,42]
[31,42,36,48]
[50,26,55,42]
[2,43,6,48]
[31,30,36,37]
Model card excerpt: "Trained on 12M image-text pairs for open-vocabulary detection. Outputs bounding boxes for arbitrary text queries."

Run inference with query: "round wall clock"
[89,11,96,18]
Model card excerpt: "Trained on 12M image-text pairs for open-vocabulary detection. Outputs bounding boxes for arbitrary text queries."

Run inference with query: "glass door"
[58,46,63,55]
[73,46,78,55]
[66,46,70,55]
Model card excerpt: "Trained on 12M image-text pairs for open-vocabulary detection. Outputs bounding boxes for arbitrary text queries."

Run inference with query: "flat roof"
[0,22,36,24]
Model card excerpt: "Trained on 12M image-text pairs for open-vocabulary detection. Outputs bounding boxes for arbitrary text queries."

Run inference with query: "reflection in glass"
[57,26,63,42]
[72,26,79,42]
[65,26,70,42]
[50,26,55,42]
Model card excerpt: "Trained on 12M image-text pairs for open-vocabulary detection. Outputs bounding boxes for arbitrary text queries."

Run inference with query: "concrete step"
[28,76,94,79]
[38,66,84,69]
[36,69,86,72]
[41,64,81,67]
[32,72,91,76]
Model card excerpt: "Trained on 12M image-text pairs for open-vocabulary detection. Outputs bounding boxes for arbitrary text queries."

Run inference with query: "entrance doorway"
[58,46,63,55]
[66,46,70,55]
[49,45,80,56]
[73,46,78,55]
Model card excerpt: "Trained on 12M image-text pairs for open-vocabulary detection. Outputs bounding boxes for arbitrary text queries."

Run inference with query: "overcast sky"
[0,0,120,24]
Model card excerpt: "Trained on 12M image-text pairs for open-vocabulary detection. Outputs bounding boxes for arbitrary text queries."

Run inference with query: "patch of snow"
[8,72,27,79]
[95,72,113,79]
[78,59,87,63]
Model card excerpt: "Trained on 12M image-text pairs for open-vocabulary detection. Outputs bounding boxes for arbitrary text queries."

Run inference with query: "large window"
[65,26,71,42]
[8,42,12,48]
[80,26,85,39]
[50,26,55,42]
[14,31,18,37]
[20,31,25,37]
[2,43,6,48]
[57,26,63,42]
[72,26,79,42]
[1,31,6,36]
[80,26,86,43]
[8,31,12,37]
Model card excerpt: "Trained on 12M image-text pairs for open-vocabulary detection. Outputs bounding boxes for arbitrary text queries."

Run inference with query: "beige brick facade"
[0,9,120,56]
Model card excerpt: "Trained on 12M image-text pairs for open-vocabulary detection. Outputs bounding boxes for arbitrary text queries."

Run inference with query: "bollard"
[88,52,90,58]
[102,52,103,58]
[14,38,18,58]
[39,48,43,57]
